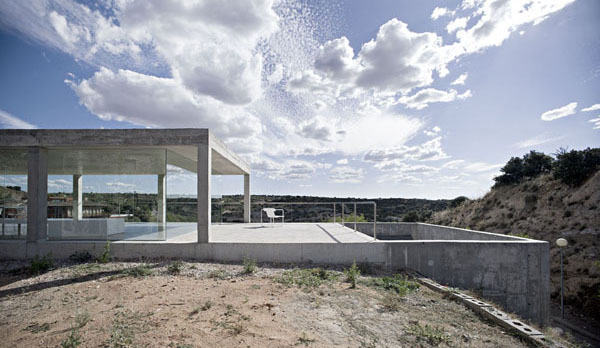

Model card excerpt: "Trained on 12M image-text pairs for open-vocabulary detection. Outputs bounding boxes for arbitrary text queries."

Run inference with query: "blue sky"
[0,0,599,199]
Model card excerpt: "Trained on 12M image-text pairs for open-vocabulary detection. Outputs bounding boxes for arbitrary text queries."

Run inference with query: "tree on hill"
[553,147,600,186]
[494,156,525,185]
[522,150,553,178]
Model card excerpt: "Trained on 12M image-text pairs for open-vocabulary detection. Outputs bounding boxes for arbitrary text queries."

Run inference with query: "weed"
[379,292,404,312]
[167,261,184,275]
[276,268,338,288]
[97,241,111,263]
[60,329,82,348]
[68,251,93,263]
[109,314,134,348]
[297,332,315,346]
[202,300,213,311]
[344,261,360,288]
[242,257,257,274]
[362,274,419,296]
[107,311,150,347]
[29,253,54,275]
[120,264,153,278]
[407,322,450,346]
[208,269,229,280]
[23,322,50,333]
[75,311,91,329]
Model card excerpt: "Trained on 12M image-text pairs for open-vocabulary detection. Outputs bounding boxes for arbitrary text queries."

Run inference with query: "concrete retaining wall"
[387,241,549,326]
[347,222,524,241]
[0,224,550,326]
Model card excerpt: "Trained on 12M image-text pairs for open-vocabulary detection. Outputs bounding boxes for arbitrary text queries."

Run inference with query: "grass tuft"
[167,261,184,275]
[241,257,257,275]
[276,268,339,288]
[407,322,450,346]
[362,274,419,296]
[344,261,360,288]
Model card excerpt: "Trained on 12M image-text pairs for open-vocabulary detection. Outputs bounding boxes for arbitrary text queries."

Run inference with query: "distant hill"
[429,170,600,319]
[217,195,451,223]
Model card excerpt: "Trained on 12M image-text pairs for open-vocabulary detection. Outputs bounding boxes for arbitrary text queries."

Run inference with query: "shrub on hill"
[553,147,600,187]
[493,148,599,187]
[450,196,469,208]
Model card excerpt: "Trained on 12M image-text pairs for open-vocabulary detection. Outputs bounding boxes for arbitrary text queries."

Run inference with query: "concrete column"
[243,174,250,223]
[72,174,82,221]
[157,174,166,230]
[27,147,48,242]
[197,142,211,243]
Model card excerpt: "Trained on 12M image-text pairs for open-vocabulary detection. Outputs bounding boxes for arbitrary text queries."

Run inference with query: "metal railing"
[213,201,377,240]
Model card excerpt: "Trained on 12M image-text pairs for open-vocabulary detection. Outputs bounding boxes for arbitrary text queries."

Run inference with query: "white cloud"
[446,17,469,34]
[464,162,503,173]
[67,68,263,154]
[0,109,37,129]
[515,134,565,148]
[397,88,471,109]
[329,166,364,183]
[297,115,336,141]
[106,181,137,191]
[314,36,360,83]
[581,104,600,112]
[451,73,468,86]
[442,159,465,169]
[431,7,455,20]
[356,19,451,94]
[589,117,600,130]
[336,158,349,165]
[424,126,441,137]
[377,173,423,184]
[364,137,449,163]
[453,0,575,54]
[540,102,578,121]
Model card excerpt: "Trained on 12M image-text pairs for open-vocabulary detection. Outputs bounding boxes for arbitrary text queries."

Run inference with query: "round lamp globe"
[556,238,568,247]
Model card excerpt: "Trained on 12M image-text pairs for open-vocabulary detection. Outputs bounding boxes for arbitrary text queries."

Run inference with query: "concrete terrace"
[211,223,374,243]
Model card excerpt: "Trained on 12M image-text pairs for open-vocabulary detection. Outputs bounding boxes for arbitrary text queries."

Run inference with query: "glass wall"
[0,150,28,239]
[43,147,200,241]
[46,148,167,241]
[165,164,197,242]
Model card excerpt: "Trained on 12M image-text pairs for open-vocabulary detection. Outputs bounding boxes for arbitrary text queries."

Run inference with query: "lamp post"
[556,238,568,319]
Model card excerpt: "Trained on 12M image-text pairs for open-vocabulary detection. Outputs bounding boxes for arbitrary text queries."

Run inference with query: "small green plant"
[75,311,91,329]
[297,332,316,346]
[68,251,93,263]
[23,322,50,333]
[380,292,404,312]
[29,253,54,275]
[97,241,111,263]
[60,328,82,348]
[344,261,360,289]
[242,257,256,274]
[121,264,153,278]
[276,268,339,288]
[167,261,184,275]
[201,300,213,311]
[208,269,229,280]
[109,313,135,348]
[407,322,450,346]
[362,274,420,296]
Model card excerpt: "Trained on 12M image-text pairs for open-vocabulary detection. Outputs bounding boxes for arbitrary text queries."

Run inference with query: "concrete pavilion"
[0,128,250,243]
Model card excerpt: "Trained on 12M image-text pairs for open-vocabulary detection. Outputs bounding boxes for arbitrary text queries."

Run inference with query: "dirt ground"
[0,260,549,348]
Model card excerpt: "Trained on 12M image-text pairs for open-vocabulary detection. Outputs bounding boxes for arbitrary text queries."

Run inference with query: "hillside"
[429,170,600,320]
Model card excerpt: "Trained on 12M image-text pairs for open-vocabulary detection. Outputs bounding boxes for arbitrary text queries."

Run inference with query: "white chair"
[261,208,284,225]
